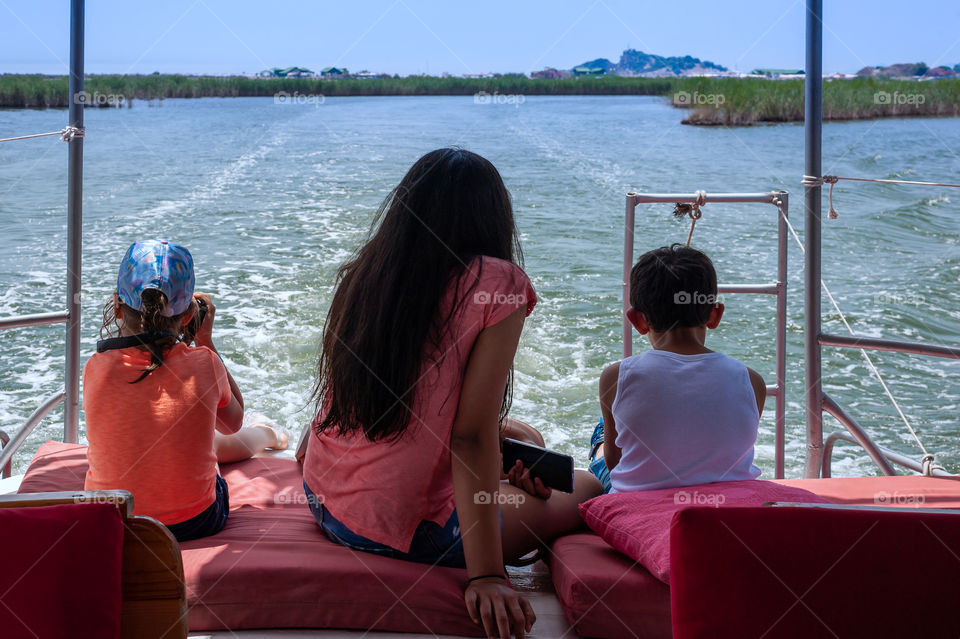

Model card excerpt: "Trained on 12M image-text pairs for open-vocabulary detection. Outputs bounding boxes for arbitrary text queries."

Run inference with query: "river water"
[1,95,958,477]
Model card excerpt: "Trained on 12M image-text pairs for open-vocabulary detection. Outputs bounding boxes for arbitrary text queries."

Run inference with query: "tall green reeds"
[1,74,957,125]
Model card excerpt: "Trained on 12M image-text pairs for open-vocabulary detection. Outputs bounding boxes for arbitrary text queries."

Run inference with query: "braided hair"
[99,289,186,383]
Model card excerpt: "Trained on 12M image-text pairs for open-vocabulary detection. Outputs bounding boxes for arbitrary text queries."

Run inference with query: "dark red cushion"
[549,533,671,639]
[579,481,830,583]
[0,502,123,639]
[18,441,483,636]
[550,475,960,639]
[670,505,960,638]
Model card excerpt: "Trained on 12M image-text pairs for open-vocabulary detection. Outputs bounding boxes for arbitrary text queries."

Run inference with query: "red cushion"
[775,475,960,507]
[18,441,482,635]
[549,533,671,639]
[181,456,482,635]
[579,481,830,583]
[0,502,123,639]
[670,505,960,638]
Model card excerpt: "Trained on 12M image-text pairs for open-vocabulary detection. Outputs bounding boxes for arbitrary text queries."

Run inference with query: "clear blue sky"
[2,1,959,76]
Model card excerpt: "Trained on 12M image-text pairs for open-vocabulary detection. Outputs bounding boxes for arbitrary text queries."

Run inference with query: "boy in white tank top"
[588,244,766,493]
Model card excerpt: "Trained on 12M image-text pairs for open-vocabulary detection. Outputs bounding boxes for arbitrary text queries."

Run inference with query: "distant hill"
[857,62,959,79]
[577,58,616,73]
[572,49,727,77]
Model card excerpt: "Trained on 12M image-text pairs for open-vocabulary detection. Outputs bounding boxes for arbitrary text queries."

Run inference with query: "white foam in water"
[1,96,959,478]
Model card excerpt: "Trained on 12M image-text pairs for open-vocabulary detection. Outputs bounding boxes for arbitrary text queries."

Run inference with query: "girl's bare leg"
[499,469,603,563]
[502,418,545,447]
[215,420,288,464]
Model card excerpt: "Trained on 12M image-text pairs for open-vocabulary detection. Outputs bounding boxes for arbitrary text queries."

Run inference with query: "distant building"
[531,68,571,79]
[321,67,349,78]
[259,67,315,78]
[751,68,804,78]
[572,65,606,76]
[354,70,385,79]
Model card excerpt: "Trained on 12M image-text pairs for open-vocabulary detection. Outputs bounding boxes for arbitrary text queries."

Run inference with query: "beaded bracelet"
[468,574,507,583]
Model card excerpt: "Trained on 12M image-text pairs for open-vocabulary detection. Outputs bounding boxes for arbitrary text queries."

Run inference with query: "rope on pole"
[0,126,85,144]
[802,174,960,219]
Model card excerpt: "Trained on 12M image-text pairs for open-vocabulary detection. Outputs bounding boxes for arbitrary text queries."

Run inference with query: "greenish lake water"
[1,95,958,477]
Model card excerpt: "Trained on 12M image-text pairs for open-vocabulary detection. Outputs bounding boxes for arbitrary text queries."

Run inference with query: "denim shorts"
[589,420,613,494]
[303,480,472,568]
[166,474,229,542]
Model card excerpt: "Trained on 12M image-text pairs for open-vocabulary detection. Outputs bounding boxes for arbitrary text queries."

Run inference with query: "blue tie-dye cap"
[116,239,195,317]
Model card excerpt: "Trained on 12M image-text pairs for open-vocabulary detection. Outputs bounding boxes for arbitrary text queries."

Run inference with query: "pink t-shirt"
[302,256,537,552]
[83,342,231,524]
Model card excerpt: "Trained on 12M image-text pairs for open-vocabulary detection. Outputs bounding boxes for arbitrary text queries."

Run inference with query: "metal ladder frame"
[622,191,789,478]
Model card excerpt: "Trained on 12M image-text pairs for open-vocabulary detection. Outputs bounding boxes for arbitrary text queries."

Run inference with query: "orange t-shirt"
[303,256,537,552]
[83,342,231,525]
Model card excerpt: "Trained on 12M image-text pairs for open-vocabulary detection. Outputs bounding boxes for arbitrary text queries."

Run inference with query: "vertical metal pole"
[803,0,824,477]
[623,193,636,358]
[64,0,84,443]
[774,191,788,479]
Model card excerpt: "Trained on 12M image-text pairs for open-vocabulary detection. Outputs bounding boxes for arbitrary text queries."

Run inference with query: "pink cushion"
[671,505,960,638]
[18,441,88,492]
[579,480,830,583]
[0,502,123,638]
[19,441,483,636]
[549,533,671,639]
[776,475,960,507]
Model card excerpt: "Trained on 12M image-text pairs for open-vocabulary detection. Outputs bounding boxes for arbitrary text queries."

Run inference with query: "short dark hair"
[629,244,718,332]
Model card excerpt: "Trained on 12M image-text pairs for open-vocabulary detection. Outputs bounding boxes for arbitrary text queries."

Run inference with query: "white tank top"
[609,349,761,493]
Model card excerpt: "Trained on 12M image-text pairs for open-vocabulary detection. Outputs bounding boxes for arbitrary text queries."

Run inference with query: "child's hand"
[192,293,217,350]
[506,460,552,500]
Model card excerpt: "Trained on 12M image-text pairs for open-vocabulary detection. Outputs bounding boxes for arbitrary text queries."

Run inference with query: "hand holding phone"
[501,438,575,494]
[507,459,552,499]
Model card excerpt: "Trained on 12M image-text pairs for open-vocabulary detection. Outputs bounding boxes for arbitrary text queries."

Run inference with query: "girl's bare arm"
[451,306,534,639]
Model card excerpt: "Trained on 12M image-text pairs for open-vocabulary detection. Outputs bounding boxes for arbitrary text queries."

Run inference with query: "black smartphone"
[501,438,575,493]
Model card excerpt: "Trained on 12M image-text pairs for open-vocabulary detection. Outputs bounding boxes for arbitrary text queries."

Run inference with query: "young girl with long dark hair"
[301,149,602,639]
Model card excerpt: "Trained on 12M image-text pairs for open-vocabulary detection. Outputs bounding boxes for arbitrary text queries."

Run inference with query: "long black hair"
[312,148,523,441]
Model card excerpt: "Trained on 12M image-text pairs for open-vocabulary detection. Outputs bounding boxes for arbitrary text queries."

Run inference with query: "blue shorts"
[303,480,472,568]
[588,420,613,494]
[166,474,229,542]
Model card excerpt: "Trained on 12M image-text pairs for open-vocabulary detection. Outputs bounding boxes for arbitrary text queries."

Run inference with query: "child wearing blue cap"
[83,239,288,542]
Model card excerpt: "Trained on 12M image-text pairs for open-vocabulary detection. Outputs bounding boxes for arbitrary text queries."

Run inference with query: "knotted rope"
[673,190,706,246]
[921,454,946,477]
[802,174,960,219]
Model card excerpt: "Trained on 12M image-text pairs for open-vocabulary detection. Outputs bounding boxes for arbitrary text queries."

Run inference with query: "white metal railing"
[0,0,85,475]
